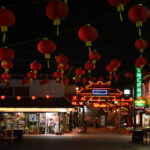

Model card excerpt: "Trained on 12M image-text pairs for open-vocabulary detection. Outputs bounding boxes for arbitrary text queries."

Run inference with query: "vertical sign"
[136,67,142,99]
[135,67,146,108]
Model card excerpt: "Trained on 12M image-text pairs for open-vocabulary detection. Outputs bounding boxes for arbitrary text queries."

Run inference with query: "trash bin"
[132,130,144,143]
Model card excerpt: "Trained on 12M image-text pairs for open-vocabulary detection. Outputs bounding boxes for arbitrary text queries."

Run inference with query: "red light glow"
[97,98,101,102]
[45,95,50,99]
[129,97,133,101]
[138,96,142,100]
[1,95,5,100]
[89,98,93,101]
[32,96,36,100]
[16,96,21,101]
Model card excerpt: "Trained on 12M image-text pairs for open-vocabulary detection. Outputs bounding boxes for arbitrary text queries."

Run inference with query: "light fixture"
[31,96,36,100]
[124,89,131,95]
[76,86,79,91]
[45,94,50,99]
[1,95,5,100]
[16,96,21,101]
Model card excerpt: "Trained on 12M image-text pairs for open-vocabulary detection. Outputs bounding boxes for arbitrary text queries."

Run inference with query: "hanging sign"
[135,67,146,108]
[92,89,108,96]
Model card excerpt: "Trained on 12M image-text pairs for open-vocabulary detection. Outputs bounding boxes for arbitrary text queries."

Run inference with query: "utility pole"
[133,86,136,132]
[119,98,122,132]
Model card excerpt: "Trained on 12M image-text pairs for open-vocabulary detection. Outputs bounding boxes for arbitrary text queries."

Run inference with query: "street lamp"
[124,89,131,96]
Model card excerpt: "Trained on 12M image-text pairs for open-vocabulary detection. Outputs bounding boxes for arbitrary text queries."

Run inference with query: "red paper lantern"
[81,77,87,85]
[75,68,85,79]
[53,70,62,82]
[22,78,29,87]
[73,77,79,83]
[114,74,120,81]
[108,0,130,22]
[63,77,69,86]
[0,47,14,61]
[1,72,11,83]
[0,78,5,84]
[84,61,94,77]
[45,94,51,99]
[90,76,96,82]
[135,57,147,68]
[110,59,121,71]
[30,61,42,79]
[106,65,115,74]
[124,72,134,79]
[0,7,15,42]
[31,96,36,100]
[88,50,101,68]
[56,54,68,64]
[16,96,21,101]
[97,76,104,81]
[57,63,69,77]
[78,24,98,54]
[1,61,13,73]
[27,71,36,85]
[1,95,5,100]
[37,38,56,68]
[142,69,148,76]
[45,0,68,36]
[39,79,50,85]
[134,39,148,54]
[128,4,150,36]
[107,74,113,80]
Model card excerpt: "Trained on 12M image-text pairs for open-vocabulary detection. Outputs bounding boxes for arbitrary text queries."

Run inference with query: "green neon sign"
[136,67,142,99]
[135,67,146,107]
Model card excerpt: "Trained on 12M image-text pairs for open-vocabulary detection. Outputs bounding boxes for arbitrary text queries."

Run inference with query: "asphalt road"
[0,132,150,150]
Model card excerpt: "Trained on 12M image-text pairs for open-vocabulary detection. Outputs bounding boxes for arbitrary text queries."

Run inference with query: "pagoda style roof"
[77,81,123,98]
[86,81,111,89]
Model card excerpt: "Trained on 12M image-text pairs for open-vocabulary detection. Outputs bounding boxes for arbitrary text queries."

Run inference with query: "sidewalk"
[71,127,134,135]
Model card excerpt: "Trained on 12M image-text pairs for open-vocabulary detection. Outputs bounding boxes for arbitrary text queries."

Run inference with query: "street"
[0,128,150,150]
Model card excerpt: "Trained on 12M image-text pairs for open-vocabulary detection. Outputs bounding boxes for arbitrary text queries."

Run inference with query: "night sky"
[0,0,150,89]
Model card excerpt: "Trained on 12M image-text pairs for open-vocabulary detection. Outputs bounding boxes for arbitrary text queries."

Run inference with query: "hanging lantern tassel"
[54,18,60,36]
[61,70,64,79]
[117,4,124,22]
[5,68,9,73]
[88,70,91,78]
[34,71,37,79]
[1,26,7,43]
[86,41,92,54]
[88,46,91,54]
[92,60,96,69]
[119,12,123,22]
[78,75,81,82]
[30,79,33,86]
[140,48,144,53]
[64,0,67,4]
[45,54,51,68]
[136,21,142,37]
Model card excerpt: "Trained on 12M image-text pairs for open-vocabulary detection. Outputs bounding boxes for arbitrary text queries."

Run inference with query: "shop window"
[0,87,13,96]
[15,87,29,96]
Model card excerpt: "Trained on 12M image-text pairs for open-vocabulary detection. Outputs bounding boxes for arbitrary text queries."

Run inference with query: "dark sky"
[0,0,150,89]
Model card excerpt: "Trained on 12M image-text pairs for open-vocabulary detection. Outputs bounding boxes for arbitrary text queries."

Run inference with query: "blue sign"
[92,89,108,95]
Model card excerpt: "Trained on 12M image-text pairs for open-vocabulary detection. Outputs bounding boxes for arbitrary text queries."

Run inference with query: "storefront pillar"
[115,107,118,129]
[140,112,143,127]
[128,108,131,127]
[82,106,85,123]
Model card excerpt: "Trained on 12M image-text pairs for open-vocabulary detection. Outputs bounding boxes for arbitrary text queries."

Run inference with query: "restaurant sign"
[92,89,108,96]
[135,67,146,108]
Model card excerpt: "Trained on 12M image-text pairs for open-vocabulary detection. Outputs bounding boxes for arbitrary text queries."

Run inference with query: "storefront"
[142,114,150,128]
[0,110,72,135]
[0,97,74,135]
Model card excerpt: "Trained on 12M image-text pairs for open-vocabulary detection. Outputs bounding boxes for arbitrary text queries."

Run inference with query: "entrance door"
[45,113,59,134]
